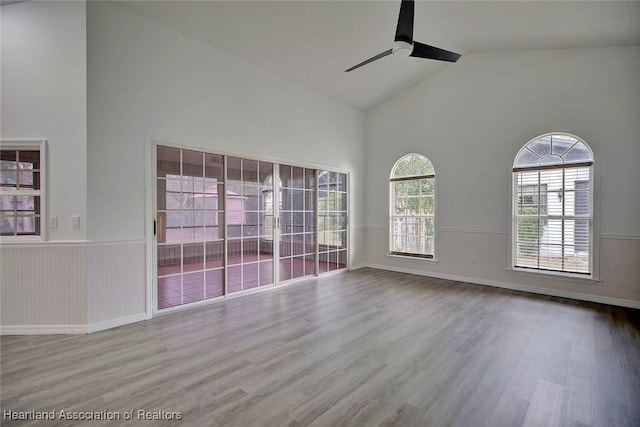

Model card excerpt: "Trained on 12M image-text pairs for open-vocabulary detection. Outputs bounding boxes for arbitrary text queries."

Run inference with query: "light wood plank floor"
[2,268,639,426]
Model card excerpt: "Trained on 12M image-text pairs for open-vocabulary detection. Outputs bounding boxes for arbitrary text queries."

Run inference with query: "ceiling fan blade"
[411,41,461,63]
[345,49,393,72]
[394,0,414,44]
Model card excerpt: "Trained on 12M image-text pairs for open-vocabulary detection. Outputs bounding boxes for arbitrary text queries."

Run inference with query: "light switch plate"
[71,215,80,228]
[49,216,58,229]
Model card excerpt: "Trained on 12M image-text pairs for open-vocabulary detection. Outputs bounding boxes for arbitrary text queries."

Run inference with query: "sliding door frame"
[145,136,349,317]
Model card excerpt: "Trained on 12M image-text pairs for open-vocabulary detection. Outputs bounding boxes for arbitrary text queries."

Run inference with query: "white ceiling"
[116,1,640,111]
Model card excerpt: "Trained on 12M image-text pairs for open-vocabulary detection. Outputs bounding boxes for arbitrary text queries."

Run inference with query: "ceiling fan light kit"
[346,0,461,72]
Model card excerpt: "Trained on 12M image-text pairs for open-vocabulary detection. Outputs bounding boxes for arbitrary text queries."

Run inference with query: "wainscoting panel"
[0,244,88,327]
[1,240,147,335]
[363,227,640,308]
[87,240,146,327]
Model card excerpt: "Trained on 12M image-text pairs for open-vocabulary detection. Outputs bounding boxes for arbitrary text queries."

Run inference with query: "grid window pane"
[1,147,43,237]
[512,134,593,275]
[389,154,435,258]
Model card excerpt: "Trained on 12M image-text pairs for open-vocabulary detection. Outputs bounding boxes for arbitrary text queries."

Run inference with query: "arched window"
[512,133,594,275]
[389,154,435,258]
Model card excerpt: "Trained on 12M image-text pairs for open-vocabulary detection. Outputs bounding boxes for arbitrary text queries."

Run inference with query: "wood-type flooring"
[2,268,639,426]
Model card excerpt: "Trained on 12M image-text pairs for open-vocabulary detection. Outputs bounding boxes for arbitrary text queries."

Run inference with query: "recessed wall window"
[512,133,594,276]
[0,140,46,240]
[389,153,435,258]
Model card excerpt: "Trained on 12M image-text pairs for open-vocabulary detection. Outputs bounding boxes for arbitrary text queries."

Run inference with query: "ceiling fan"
[345,0,461,72]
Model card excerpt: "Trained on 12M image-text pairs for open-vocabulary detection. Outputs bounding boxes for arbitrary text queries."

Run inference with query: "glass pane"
[205,241,224,269]
[515,149,541,167]
[305,168,316,190]
[280,165,292,187]
[243,263,259,289]
[517,216,543,239]
[292,167,304,188]
[205,153,224,180]
[183,243,204,272]
[527,136,552,157]
[205,269,224,298]
[279,257,292,281]
[182,150,203,177]
[540,154,563,165]
[227,224,242,239]
[304,233,315,253]
[18,151,40,168]
[280,238,292,257]
[204,226,222,241]
[293,236,305,256]
[292,256,305,279]
[551,135,577,156]
[183,271,204,303]
[228,265,242,293]
[243,238,259,262]
[0,215,15,236]
[0,195,15,210]
[516,243,538,268]
[259,239,274,261]
[166,175,181,192]
[243,159,258,184]
[227,157,242,181]
[205,182,223,195]
[227,239,242,264]
[157,146,181,176]
[259,261,273,286]
[258,161,273,182]
[563,142,592,163]
[17,170,38,189]
[0,171,17,187]
[158,275,181,309]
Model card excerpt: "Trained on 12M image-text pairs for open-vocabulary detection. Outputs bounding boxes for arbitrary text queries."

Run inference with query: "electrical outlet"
[49,216,58,229]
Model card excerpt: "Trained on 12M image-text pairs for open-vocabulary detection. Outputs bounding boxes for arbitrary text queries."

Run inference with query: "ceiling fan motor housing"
[392,40,413,57]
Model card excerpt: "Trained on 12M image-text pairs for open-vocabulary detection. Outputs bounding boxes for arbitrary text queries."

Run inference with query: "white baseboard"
[360,263,640,310]
[0,324,88,335]
[86,312,147,333]
[1,313,148,336]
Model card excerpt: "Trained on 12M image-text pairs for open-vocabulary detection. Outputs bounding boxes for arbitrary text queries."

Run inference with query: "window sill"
[508,267,600,284]
[0,236,44,245]
[388,254,439,263]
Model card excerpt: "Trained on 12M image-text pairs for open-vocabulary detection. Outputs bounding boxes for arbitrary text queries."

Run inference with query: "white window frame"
[511,133,597,280]
[0,139,47,242]
[389,153,436,259]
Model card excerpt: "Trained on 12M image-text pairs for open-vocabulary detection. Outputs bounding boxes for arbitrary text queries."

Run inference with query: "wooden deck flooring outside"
[1,268,639,426]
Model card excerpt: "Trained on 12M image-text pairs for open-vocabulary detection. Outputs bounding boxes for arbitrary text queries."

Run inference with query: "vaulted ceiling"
[116,1,640,111]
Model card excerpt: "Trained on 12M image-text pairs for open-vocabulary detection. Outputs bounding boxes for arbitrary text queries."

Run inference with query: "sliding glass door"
[154,144,348,311]
[156,146,225,309]
[226,157,275,293]
[318,171,348,272]
[279,165,316,281]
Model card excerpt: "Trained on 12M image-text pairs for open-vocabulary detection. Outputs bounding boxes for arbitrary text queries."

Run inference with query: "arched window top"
[514,133,593,169]
[391,153,434,179]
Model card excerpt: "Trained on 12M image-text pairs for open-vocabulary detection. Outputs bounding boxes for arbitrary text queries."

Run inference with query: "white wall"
[364,46,640,305]
[1,1,87,240]
[0,1,93,332]
[86,2,366,246]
